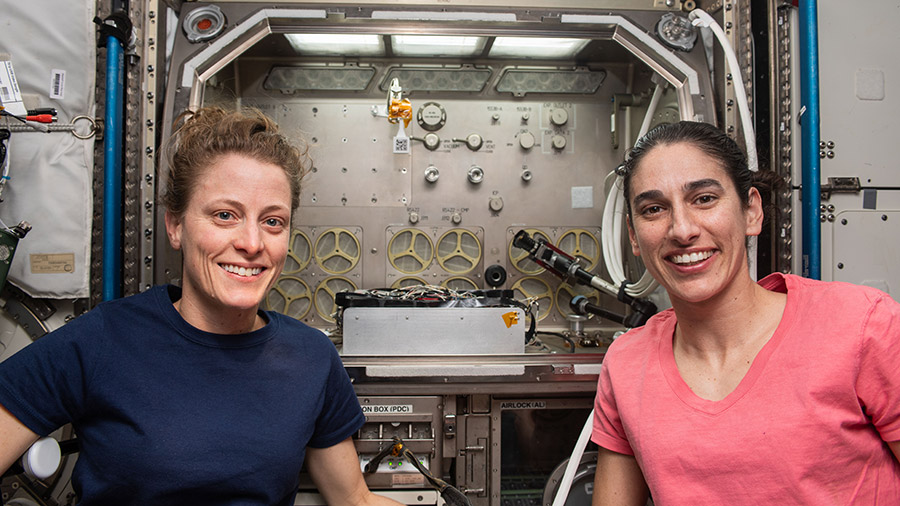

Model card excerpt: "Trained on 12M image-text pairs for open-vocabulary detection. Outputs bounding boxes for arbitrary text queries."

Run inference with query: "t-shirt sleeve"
[307,344,365,448]
[0,314,101,435]
[856,294,900,442]
[592,360,635,455]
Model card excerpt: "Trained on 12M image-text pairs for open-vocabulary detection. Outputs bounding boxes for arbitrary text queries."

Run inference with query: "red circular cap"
[197,18,213,31]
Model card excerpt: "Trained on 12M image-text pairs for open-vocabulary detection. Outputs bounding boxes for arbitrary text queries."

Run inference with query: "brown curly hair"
[162,106,309,218]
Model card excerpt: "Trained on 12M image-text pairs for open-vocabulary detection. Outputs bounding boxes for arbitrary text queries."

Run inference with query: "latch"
[551,364,575,375]
[820,177,860,200]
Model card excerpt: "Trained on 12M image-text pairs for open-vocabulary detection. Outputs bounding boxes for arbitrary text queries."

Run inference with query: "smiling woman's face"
[165,153,292,318]
[627,142,763,306]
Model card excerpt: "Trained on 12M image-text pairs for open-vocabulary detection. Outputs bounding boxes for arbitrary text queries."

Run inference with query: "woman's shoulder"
[89,284,171,314]
[769,272,894,307]
[77,285,173,329]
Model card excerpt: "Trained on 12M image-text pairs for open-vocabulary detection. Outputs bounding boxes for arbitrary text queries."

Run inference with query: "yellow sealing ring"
[391,276,427,289]
[314,276,358,323]
[441,276,478,291]
[435,229,481,274]
[266,276,312,320]
[314,228,361,274]
[388,228,434,274]
[556,229,601,272]
[511,276,553,321]
[508,228,550,274]
[283,229,313,274]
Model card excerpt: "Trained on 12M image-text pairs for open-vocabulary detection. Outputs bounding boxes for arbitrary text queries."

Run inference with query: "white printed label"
[0,61,26,115]
[361,404,414,414]
[50,69,66,99]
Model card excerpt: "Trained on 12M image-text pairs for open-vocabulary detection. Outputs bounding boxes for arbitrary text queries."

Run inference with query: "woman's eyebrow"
[684,178,725,193]
[632,189,663,208]
[632,179,726,209]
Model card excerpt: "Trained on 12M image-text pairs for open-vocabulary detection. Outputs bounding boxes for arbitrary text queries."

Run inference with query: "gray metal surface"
[343,307,526,355]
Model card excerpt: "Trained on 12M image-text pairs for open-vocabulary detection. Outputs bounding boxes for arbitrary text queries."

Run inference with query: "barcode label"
[393,135,410,154]
[0,84,10,103]
[50,69,65,99]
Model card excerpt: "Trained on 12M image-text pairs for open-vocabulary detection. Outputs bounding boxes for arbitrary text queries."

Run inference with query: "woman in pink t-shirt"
[592,121,900,504]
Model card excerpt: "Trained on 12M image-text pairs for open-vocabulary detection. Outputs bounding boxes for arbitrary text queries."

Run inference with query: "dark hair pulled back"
[621,121,784,222]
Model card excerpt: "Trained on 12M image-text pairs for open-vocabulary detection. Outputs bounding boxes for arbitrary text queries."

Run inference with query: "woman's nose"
[669,205,700,243]
[234,223,265,254]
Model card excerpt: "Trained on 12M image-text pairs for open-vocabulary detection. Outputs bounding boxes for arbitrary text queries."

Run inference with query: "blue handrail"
[799,0,821,279]
[102,35,124,300]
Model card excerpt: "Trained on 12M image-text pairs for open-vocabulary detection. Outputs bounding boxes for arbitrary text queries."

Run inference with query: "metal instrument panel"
[157,3,718,338]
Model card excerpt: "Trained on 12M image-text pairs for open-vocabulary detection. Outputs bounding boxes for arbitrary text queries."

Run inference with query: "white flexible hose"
[690,8,759,280]
[551,408,595,506]
[601,83,664,300]
[689,9,758,172]
[638,83,665,140]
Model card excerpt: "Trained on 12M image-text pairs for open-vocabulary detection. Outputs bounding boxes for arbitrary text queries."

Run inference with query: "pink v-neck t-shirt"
[593,273,900,504]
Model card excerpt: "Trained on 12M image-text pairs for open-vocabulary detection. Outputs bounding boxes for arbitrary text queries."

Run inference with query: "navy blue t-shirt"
[0,285,365,505]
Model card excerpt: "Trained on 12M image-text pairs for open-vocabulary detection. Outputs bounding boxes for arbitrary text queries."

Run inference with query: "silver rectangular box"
[342,307,526,355]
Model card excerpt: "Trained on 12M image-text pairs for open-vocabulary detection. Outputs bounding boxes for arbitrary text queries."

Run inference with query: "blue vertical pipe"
[102,36,124,300]
[799,0,821,279]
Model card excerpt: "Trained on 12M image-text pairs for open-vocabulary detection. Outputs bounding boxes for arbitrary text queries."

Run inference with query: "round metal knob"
[551,134,567,150]
[423,132,441,151]
[518,131,535,150]
[465,133,483,151]
[550,108,569,126]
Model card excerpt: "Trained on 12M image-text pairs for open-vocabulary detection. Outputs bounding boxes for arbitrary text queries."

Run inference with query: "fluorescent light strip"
[391,35,486,57]
[285,34,384,56]
[490,37,590,58]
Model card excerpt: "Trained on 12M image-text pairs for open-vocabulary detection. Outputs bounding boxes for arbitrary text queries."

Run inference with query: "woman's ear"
[745,187,764,237]
[627,215,642,257]
[164,210,183,250]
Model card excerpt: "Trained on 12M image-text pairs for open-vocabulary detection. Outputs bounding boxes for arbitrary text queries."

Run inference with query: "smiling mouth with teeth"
[221,264,263,277]
[669,250,714,265]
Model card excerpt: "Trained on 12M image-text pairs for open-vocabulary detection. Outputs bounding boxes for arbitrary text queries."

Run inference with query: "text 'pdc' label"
[361,404,414,414]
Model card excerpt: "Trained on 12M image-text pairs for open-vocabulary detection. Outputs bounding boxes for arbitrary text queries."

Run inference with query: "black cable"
[0,129,9,169]
[570,295,626,325]
[363,437,401,474]
[401,447,473,506]
[0,110,27,124]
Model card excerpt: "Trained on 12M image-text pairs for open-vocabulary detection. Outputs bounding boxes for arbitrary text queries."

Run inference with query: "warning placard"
[30,253,76,274]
